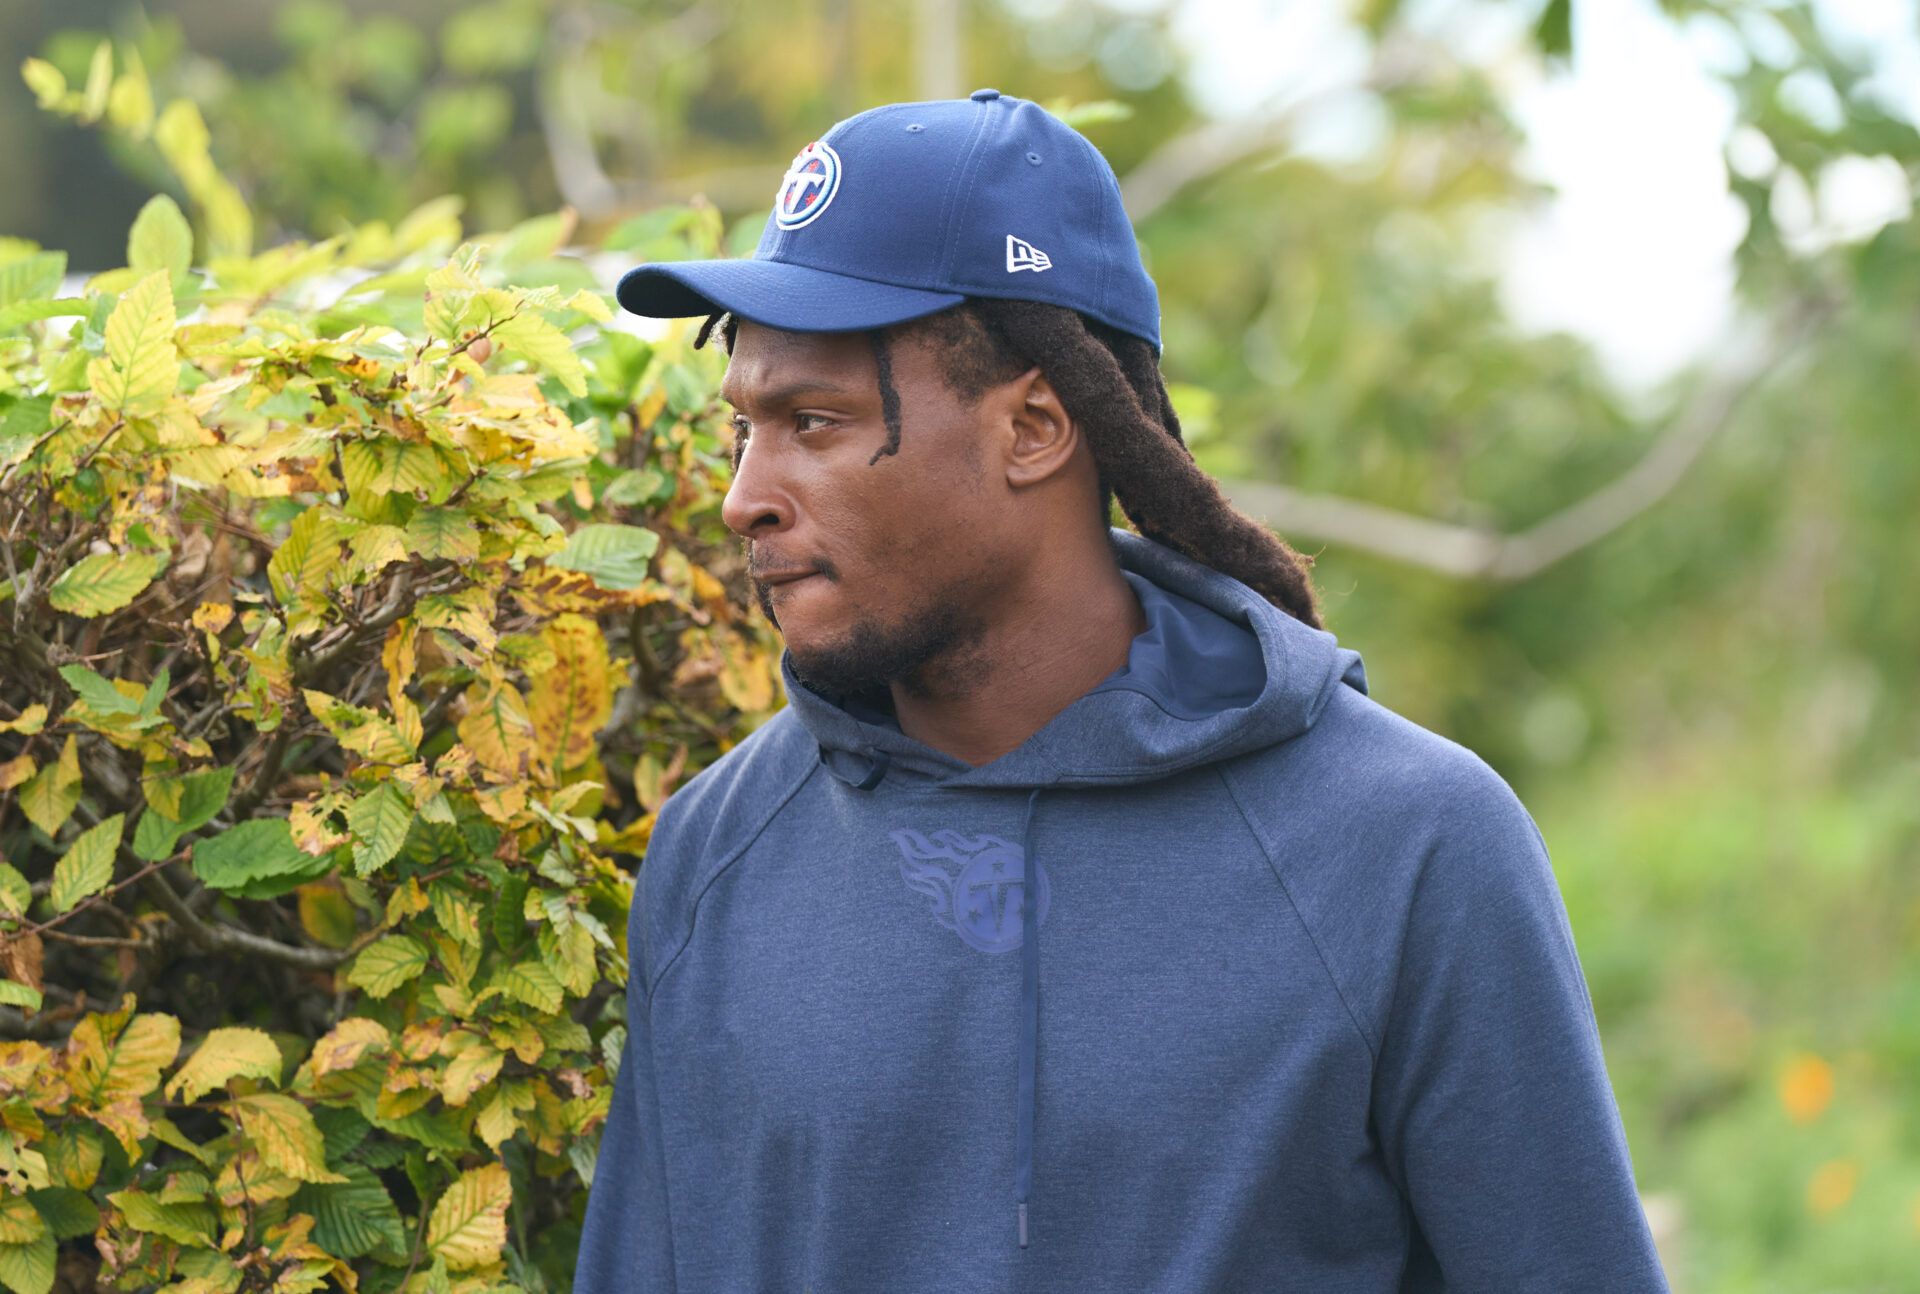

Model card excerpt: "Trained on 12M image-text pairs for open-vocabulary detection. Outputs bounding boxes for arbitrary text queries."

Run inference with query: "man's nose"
[720,439,792,539]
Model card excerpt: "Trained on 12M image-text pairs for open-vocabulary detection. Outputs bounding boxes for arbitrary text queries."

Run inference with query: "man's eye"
[795,413,833,433]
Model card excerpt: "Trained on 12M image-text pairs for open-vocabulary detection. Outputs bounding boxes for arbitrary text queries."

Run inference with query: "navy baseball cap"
[615,88,1163,354]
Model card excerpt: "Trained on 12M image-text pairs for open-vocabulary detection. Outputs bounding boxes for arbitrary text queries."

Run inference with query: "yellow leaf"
[0,755,32,792]
[456,682,534,778]
[213,1146,302,1207]
[0,706,47,735]
[268,507,341,607]
[0,1193,44,1244]
[165,1026,283,1102]
[474,1089,525,1152]
[47,551,167,617]
[425,1162,511,1270]
[473,782,527,824]
[86,269,177,415]
[415,587,497,654]
[306,1018,390,1077]
[429,884,481,949]
[227,1093,345,1183]
[718,638,777,714]
[345,523,409,582]
[297,881,359,949]
[69,1004,180,1108]
[528,615,611,775]
[438,1034,503,1108]
[191,602,233,634]
[382,620,418,711]
[18,736,81,837]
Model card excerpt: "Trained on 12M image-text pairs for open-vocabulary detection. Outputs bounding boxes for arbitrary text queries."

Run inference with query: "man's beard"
[758,575,989,702]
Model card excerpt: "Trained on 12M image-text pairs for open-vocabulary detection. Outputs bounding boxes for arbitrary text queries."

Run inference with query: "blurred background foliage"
[2,0,1916,1288]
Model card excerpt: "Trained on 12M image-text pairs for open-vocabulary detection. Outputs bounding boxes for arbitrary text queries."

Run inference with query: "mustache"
[744,545,838,584]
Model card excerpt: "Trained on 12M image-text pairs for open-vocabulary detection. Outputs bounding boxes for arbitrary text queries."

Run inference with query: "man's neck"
[888,555,1147,768]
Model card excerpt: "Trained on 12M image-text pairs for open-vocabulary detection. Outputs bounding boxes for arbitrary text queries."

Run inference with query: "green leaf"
[50,813,124,913]
[191,819,332,899]
[0,394,54,464]
[19,57,67,111]
[341,440,448,498]
[489,959,562,1013]
[0,982,39,1014]
[0,298,89,338]
[0,864,28,917]
[346,935,427,998]
[57,664,139,716]
[547,524,660,590]
[0,1232,54,1294]
[291,1164,406,1259]
[107,1189,215,1248]
[405,507,480,562]
[348,783,411,876]
[128,194,194,280]
[24,1188,97,1242]
[0,252,66,311]
[47,552,167,616]
[86,269,178,415]
[133,765,235,861]
[492,873,529,953]
[491,311,587,397]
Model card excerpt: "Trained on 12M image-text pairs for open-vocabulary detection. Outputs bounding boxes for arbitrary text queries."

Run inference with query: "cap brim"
[615,259,966,334]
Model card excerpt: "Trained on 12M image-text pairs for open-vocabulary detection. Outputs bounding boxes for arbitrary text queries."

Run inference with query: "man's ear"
[1000,366,1078,489]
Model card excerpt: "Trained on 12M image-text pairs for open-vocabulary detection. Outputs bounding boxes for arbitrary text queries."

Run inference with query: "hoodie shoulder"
[1218,683,1561,1060]
[629,706,818,999]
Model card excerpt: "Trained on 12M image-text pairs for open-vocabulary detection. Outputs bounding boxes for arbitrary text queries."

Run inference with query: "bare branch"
[142,867,354,971]
[1219,295,1835,581]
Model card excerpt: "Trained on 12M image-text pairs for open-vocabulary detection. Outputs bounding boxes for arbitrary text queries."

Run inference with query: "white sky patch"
[1487,0,1746,396]
[1165,0,1373,120]
[1150,0,1920,399]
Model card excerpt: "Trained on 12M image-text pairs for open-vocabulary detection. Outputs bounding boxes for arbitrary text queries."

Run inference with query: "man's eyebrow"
[717,378,859,409]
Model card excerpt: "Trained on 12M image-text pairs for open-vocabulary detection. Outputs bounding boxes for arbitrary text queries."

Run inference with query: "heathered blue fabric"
[575,528,1670,1292]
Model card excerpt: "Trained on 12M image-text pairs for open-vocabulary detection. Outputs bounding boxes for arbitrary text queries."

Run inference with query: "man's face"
[718,319,1016,699]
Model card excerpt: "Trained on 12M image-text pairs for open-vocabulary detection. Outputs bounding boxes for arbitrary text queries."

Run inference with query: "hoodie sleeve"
[1368,769,1670,1291]
[573,874,676,1291]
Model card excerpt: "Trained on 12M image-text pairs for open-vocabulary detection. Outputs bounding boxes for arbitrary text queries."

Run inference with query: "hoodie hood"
[775,526,1370,1248]
[785,526,1370,793]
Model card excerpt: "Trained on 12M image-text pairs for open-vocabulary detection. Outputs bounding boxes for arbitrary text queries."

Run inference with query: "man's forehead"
[718,324,880,405]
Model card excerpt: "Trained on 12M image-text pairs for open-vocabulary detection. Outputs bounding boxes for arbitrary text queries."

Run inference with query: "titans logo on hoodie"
[574,528,1670,1293]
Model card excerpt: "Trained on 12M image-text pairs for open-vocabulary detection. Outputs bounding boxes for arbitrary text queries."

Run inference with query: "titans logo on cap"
[775,141,843,231]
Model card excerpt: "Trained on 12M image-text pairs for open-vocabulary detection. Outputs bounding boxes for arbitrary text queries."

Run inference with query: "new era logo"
[1006,235,1052,273]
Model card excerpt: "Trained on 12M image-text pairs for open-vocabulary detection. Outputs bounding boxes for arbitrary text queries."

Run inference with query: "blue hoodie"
[575,528,1670,1292]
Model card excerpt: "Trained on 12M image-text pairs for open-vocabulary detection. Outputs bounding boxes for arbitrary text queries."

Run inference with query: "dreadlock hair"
[693,299,1324,629]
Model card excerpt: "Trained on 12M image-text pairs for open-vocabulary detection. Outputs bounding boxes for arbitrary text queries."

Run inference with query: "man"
[575,89,1669,1292]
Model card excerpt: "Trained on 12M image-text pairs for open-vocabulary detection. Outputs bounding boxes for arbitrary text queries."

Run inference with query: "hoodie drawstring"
[826,744,1044,1251]
[1016,785,1042,1248]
